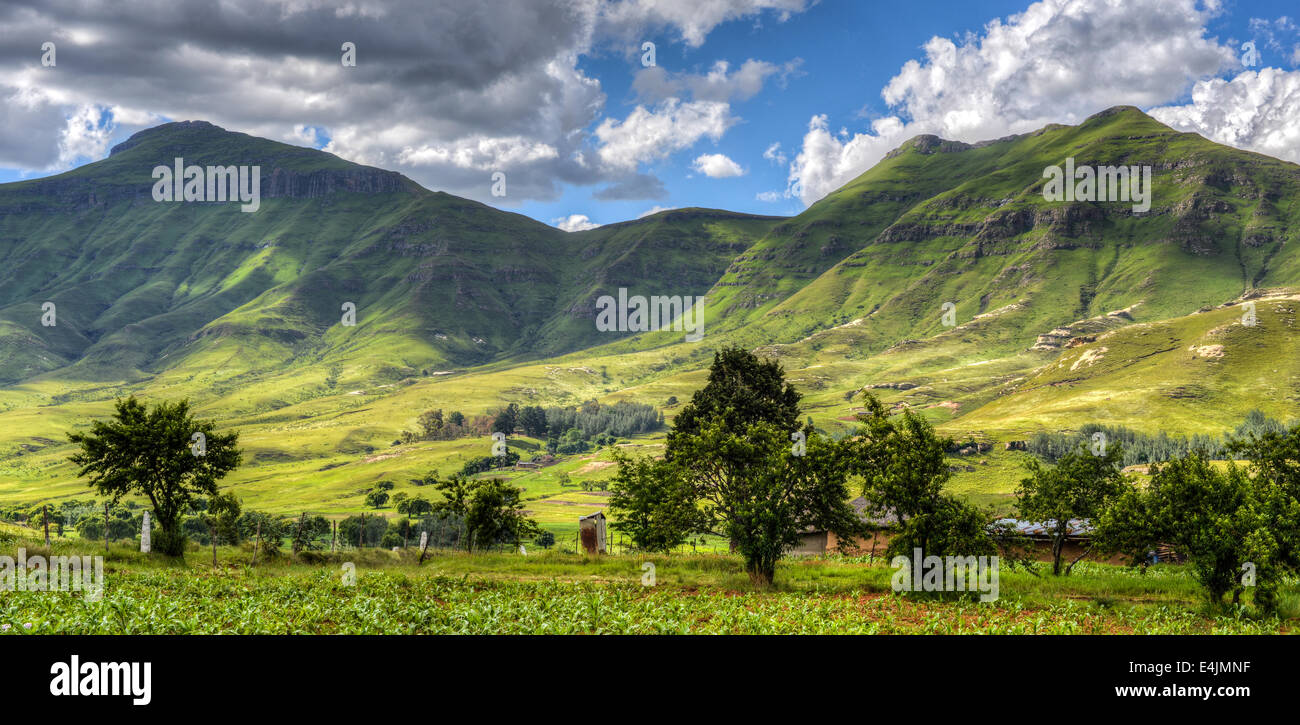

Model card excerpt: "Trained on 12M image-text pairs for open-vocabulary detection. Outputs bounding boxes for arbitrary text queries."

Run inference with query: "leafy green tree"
[615,349,863,585]
[673,420,865,585]
[518,406,549,438]
[464,479,540,551]
[1095,451,1283,609]
[844,394,994,560]
[396,495,433,517]
[365,490,390,509]
[338,514,388,548]
[204,491,242,546]
[448,411,466,427]
[666,346,800,456]
[417,409,444,439]
[431,474,539,551]
[608,450,699,552]
[67,397,241,558]
[1016,443,1128,575]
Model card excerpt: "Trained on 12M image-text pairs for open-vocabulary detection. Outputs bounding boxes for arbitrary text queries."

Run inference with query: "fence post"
[251,520,261,566]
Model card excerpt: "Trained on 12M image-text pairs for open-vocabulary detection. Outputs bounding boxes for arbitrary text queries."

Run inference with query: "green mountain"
[2,107,1298,515]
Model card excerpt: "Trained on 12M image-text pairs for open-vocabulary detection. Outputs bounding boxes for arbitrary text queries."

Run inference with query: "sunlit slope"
[3,107,1300,511]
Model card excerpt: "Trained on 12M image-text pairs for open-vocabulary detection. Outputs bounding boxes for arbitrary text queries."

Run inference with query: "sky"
[1,0,1298,231]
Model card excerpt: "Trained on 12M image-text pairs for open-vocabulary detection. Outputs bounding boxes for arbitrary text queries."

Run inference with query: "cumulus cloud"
[0,0,813,202]
[787,0,1237,204]
[594,98,736,171]
[553,214,601,232]
[1150,67,1300,163]
[692,152,745,177]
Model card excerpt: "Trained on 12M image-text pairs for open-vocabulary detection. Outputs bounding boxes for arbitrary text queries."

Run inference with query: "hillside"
[1,107,1298,516]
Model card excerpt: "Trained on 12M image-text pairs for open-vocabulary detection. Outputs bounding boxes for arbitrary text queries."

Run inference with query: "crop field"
[1,534,1293,635]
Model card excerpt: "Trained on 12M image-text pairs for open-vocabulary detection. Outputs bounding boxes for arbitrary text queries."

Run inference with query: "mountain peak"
[109,120,229,156]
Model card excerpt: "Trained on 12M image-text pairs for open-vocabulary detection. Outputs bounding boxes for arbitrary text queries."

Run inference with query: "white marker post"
[140,512,151,553]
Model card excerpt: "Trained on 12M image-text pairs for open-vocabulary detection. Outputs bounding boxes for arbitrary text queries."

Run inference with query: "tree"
[614,349,864,585]
[67,397,241,558]
[464,479,540,551]
[365,490,390,509]
[518,405,549,438]
[431,474,539,551]
[206,492,242,544]
[338,514,389,549]
[448,411,466,427]
[1016,443,1128,575]
[844,394,994,560]
[417,409,444,439]
[672,419,866,585]
[1095,450,1285,609]
[608,450,699,552]
[396,495,433,518]
[666,346,801,457]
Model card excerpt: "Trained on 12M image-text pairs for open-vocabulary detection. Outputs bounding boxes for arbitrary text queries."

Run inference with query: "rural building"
[785,507,1132,567]
[787,497,897,557]
[579,511,607,554]
[992,518,1130,565]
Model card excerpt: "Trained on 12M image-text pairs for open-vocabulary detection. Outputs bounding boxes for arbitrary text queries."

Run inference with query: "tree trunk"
[43,506,50,547]
[746,559,775,587]
[104,501,110,553]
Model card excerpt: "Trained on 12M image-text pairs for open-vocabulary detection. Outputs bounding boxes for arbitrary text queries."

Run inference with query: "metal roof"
[995,518,1094,536]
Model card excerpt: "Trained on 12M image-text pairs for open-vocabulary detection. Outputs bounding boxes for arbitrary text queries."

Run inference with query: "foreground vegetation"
[1,543,1295,634]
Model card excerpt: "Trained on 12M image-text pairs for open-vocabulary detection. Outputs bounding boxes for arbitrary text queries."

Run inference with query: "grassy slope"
[2,108,1299,521]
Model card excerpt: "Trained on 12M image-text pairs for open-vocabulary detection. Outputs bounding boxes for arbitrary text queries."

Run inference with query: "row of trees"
[1023,410,1292,466]
[610,346,1300,610]
[396,400,664,449]
[1019,430,1300,611]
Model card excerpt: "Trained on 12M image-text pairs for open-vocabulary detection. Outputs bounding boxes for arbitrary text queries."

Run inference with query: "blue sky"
[1,0,1298,230]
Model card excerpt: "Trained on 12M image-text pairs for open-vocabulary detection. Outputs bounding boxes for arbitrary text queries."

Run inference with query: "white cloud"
[787,0,1236,204]
[1150,67,1300,163]
[595,99,735,171]
[755,190,783,202]
[692,152,745,177]
[598,0,811,47]
[56,105,117,168]
[553,213,601,232]
[762,142,786,165]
